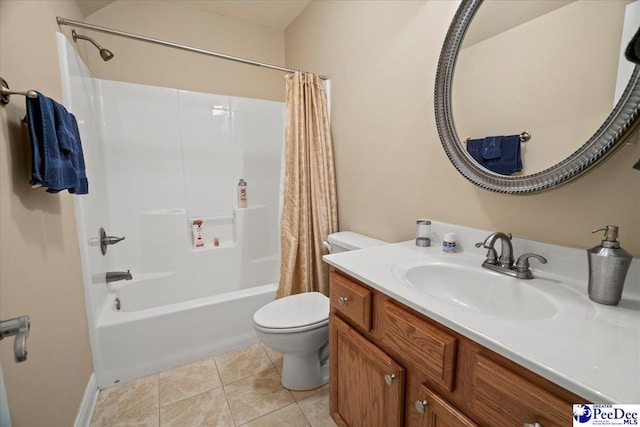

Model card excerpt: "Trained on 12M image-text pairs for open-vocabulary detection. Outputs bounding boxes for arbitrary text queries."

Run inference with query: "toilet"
[253,231,388,390]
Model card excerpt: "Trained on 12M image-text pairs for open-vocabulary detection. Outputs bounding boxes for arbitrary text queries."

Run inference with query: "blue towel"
[482,136,502,160]
[466,135,522,175]
[25,93,88,194]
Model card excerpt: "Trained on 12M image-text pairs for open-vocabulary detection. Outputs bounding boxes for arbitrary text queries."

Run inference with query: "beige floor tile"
[225,368,295,425]
[91,375,159,427]
[159,388,233,427]
[261,343,283,373]
[298,389,336,427]
[215,343,274,384]
[290,383,329,402]
[240,403,311,427]
[107,410,159,427]
[159,357,221,406]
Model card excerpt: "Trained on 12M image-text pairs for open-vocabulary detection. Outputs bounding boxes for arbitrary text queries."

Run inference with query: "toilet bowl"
[254,292,330,390]
[253,231,388,391]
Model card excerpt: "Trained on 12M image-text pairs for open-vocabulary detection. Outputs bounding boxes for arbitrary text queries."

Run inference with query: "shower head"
[72,30,114,62]
[100,48,115,62]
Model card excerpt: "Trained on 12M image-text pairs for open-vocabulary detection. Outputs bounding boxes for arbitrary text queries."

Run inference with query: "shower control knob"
[100,227,126,255]
[338,296,348,305]
[384,373,396,385]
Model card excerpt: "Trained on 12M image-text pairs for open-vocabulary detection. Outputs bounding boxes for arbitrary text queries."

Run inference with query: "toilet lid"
[254,292,329,329]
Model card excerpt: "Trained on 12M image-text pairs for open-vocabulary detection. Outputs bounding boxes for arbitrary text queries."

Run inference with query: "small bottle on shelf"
[237,179,248,208]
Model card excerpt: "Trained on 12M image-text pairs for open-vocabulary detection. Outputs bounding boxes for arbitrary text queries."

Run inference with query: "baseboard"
[74,373,98,427]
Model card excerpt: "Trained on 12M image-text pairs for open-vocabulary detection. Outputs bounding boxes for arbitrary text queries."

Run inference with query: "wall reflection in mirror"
[452,0,634,176]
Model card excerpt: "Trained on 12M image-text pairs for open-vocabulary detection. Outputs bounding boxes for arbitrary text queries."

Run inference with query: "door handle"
[0,316,30,362]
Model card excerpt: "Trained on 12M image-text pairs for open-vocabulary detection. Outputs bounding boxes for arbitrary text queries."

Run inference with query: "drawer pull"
[338,296,348,305]
[384,373,396,385]
[415,399,428,413]
[523,423,542,427]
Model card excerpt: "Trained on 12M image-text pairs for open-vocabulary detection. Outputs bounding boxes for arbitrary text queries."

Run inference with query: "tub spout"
[106,270,133,284]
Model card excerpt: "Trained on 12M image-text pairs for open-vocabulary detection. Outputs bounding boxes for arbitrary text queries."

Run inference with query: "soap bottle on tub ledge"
[237,178,248,208]
[192,220,204,248]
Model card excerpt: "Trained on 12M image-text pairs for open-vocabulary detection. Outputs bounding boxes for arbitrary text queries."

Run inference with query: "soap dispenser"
[587,225,632,305]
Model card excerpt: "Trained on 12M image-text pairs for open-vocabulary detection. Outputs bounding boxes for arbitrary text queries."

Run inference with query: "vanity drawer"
[330,271,373,331]
[382,300,457,391]
[469,354,571,427]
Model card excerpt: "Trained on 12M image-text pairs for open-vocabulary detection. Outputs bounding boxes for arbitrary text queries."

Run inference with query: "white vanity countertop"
[323,223,640,404]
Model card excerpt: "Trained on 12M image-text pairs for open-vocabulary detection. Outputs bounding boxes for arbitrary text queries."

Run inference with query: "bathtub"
[93,281,277,388]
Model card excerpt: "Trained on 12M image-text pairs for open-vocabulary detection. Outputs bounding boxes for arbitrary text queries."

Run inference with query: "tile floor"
[90,343,337,427]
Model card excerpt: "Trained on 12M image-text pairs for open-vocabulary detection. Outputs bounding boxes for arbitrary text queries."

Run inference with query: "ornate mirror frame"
[434,0,640,194]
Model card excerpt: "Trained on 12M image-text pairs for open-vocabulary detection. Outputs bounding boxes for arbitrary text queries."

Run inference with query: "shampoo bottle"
[587,225,632,305]
[192,220,204,248]
[237,179,248,208]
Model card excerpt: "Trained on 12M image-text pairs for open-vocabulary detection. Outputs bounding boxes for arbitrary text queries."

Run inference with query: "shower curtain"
[277,72,338,298]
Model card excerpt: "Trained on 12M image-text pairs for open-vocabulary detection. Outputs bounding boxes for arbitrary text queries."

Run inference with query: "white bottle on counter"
[237,179,248,208]
[442,233,457,253]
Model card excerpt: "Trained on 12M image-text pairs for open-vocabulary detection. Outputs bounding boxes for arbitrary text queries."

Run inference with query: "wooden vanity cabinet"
[415,384,478,427]
[330,314,405,427]
[329,269,583,427]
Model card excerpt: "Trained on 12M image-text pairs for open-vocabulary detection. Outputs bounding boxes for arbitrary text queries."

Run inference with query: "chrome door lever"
[0,316,30,362]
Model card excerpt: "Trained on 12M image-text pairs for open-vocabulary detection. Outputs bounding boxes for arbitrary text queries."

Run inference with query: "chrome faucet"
[106,270,133,284]
[475,232,547,279]
[476,232,514,268]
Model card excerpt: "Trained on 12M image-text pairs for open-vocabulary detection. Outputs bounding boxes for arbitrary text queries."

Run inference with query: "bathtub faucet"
[106,270,133,284]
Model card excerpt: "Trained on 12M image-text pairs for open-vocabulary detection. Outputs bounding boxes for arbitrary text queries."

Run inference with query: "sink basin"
[400,262,558,320]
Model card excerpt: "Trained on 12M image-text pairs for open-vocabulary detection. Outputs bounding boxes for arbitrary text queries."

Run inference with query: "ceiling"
[74,0,311,30]
[462,0,576,49]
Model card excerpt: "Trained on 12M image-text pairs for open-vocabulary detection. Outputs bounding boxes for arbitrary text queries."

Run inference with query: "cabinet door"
[415,384,478,427]
[330,314,404,427]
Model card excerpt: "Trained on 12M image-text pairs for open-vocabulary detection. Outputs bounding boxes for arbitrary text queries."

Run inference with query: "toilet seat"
[253,292,329,333]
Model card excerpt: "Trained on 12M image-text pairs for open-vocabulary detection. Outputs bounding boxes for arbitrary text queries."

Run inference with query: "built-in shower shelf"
[189,242,237,252]
[187,214,234,225]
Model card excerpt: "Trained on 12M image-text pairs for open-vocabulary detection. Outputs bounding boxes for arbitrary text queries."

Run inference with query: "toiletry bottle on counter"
[415,219,431,247]
[442,233,457,253]
[192,220,204,248]
[587,225,632,305]
[237,179,248,208]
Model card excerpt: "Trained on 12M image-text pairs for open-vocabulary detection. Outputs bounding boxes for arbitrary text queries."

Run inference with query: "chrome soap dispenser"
[587,225,632,305]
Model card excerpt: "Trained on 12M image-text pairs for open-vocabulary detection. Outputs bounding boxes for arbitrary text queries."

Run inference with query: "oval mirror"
[435,0,640,194]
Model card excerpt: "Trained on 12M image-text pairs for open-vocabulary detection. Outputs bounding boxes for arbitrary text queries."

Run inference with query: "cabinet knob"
[414,399,428,413]
[523,423,542,427]
[338,296,348,305]
[384,373,396,385]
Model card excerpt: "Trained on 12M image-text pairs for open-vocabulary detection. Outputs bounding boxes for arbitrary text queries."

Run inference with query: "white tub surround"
[57,33,284,389]
[323,221,640,404]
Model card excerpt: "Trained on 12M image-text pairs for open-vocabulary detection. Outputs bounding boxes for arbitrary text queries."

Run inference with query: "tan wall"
[84,0,286,101]
[0,1,93,426]
[454,0,625,174]
[285,0,640,256]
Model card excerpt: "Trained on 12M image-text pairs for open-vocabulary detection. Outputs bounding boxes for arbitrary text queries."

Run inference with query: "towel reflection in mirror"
[466,134,522,175]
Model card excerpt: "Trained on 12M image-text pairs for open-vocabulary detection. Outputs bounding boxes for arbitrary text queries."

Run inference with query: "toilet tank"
[326,231,388,254]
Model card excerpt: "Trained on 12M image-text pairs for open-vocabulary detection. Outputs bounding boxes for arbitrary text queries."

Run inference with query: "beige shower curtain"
[277,72,338,298]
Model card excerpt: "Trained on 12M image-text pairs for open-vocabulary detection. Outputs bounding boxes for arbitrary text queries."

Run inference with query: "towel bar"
[0,77,38,106]
[465,131,531,144]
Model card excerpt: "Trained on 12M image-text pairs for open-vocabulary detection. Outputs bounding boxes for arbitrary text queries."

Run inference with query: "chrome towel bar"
[0,77,38,106]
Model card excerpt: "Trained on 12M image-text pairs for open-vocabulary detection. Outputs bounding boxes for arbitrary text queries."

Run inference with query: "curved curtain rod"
[56,17,329,80]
